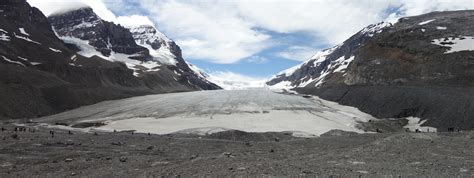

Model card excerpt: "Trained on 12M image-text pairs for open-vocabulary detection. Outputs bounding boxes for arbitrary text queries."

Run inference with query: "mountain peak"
[48,5,92,17]
[128,25,171,43]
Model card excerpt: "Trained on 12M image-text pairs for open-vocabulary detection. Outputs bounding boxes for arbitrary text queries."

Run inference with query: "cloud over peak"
[28,0,154,27]
[28,0,473,66]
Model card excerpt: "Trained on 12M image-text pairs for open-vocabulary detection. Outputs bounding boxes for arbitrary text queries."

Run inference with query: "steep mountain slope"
[127,25,220,90]
[268,10,474,130]
[267,21,391,88]
[48,7,220,90]
[0,0,219,120]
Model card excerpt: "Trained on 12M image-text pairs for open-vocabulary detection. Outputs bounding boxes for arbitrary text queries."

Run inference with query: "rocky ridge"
[268,10,474,130]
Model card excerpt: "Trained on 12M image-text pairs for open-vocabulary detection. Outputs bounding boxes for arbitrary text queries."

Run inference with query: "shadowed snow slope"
[38,90,377,136]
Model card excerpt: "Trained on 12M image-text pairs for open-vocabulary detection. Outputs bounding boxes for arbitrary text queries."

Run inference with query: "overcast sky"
[28,0,473,82]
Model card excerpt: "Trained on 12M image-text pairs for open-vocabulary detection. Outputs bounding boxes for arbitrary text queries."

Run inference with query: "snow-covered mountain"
[267,22,392,89]
[267,10,474,131]
[0,0,219,120]
[48,6,220,90]
[128,25,176,65]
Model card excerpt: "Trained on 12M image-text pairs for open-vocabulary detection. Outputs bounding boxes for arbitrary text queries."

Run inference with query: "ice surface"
[267,81,293,89]
[38,90,378,137]
[207,75,266,90]
[432,36,474,53]
[404,117,437,132]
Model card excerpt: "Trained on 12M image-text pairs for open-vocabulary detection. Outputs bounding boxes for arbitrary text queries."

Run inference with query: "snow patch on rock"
[419,19,436,25]
[128,25,177,65]
[14,33,41,44]
[49,47,62,53]
[0,29,9,41]
[360,22,391,37]
[18,28,29,36]
[60,36,161,74]
[432,36,474,53]
[1,55,25,67]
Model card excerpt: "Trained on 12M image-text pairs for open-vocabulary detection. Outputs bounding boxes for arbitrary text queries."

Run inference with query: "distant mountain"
[0,0,219,119]
[48,7,220,90]
[127,24,221,90]
[267,10,474,130]
[267,21,391,88]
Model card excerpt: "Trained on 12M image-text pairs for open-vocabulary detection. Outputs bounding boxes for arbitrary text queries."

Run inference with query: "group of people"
[6,126,35,133]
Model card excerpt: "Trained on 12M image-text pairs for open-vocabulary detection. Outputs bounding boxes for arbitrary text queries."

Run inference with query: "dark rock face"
[0,0,149,118]
[275,10,474,130]
[339,11,474,87]
[48,7,150,60]
[0,1,219,119]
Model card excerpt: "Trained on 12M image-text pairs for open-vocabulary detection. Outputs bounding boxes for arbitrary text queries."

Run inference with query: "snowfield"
[38,90,380,137]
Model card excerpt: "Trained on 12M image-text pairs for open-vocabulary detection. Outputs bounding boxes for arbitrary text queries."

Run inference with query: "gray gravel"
[0,123,473,177]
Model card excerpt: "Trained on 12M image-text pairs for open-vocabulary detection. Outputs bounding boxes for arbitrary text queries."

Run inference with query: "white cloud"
[138,0,271,64]
[115,15,154,27]
[246,55,269,64]
[136,0,472,63]
[277,46,319,61]
[206,71,269,90]
[385,0,474,23]
[28,0,153,27]
[236,0,393,45]
[28,0,474,64]
[27,0,88,16]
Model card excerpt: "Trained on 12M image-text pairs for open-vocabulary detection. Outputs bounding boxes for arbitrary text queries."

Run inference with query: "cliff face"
[270,10,474,130]
[48,7,150,60]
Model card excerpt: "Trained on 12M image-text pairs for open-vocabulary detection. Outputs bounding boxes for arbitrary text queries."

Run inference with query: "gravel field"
[0,123,473,177]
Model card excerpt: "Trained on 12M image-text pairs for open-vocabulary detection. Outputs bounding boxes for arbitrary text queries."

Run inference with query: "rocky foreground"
[0,123,473,177]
